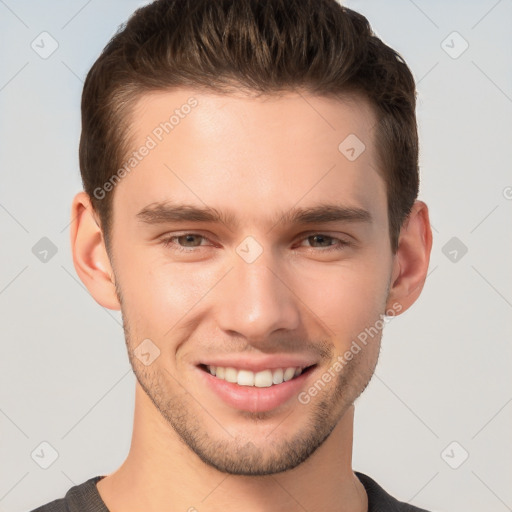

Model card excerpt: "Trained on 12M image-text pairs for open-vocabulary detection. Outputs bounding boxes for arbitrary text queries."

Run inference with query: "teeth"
[254,369,273,388]
[272,368,283,385]
[237,370,255,386]
[225,367,237,383]
[206,365,305,387]
[283,367,296,381]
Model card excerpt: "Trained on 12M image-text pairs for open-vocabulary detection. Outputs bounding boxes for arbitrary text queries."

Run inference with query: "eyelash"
[161,232,352,254]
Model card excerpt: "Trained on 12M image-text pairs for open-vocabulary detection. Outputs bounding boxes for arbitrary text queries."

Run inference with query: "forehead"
[112,87,386,231]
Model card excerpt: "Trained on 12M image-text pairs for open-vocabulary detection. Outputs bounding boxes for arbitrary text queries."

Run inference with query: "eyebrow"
[136,201,372,230]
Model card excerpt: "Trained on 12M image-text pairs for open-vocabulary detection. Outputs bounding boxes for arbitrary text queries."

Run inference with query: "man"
[31,0,433,510]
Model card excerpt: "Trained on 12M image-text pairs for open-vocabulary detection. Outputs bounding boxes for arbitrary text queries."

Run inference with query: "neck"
[97,383,367,512]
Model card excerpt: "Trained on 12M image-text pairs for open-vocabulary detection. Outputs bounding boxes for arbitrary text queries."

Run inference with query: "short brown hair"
[79,0,418,254]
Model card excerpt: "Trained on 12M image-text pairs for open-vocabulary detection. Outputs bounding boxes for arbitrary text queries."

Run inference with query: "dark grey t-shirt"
[29,472,431,511]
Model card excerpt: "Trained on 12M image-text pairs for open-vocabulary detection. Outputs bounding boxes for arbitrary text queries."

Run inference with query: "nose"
[215,248,301,344]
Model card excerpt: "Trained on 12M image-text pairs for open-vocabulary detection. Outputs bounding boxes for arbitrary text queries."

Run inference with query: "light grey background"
[0,1,511,511]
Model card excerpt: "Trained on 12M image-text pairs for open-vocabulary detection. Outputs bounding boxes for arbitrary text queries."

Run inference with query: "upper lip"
[196,355,318,373]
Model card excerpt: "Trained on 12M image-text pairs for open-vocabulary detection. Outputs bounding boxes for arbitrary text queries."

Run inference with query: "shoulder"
[28,476,108,512]
[355,471,432,512]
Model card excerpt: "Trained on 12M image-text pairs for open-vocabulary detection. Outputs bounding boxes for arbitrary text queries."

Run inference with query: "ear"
[385,200,433,315]
[70,191,121,310]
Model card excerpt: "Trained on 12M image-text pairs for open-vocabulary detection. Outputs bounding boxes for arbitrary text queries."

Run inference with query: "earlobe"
[70,191,121,310]
[385,200,433,315]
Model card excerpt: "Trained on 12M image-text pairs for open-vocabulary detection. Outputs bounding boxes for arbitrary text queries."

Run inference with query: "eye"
[160,232,352,255]
[297,233,352,252]
[161,233,211,252]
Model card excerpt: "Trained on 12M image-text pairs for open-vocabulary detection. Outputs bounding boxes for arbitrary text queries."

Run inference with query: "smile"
[196,363,317,412]
[200,364,315,387]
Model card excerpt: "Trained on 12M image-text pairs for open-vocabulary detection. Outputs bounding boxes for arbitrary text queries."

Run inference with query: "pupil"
[182,235,199,246]
[312,235,329,247]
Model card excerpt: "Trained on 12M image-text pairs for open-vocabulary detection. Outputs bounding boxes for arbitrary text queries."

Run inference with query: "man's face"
[108,88,395,475]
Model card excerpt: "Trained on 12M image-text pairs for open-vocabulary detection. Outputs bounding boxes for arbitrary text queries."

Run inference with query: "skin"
[71,88,432,512]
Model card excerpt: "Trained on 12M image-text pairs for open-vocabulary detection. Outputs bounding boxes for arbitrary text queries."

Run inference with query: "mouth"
[198,363,317,387]
[196,362,318,412]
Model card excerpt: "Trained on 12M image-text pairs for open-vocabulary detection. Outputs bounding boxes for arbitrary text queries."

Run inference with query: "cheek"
[115,251,220,335]
[292,259,390,342]
[114,237,392,347]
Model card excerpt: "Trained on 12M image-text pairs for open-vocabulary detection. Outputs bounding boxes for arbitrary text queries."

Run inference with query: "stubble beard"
[120,318,380,476]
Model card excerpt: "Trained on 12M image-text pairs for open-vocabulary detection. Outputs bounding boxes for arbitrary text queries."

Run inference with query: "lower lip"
[196,366,315,413]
